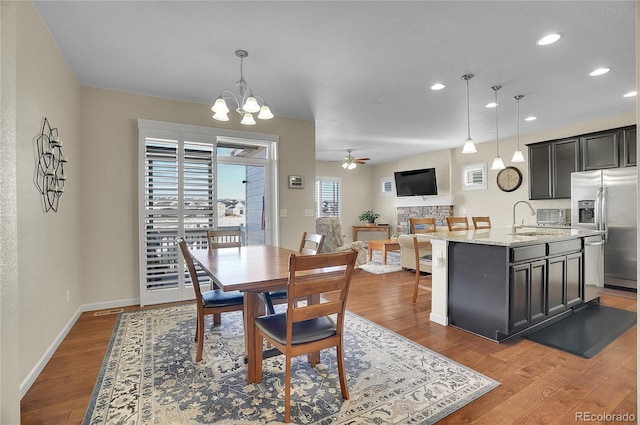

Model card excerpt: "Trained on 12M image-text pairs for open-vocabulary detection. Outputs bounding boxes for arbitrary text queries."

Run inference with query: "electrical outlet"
[280,209,287,217]
[304,209,314,217]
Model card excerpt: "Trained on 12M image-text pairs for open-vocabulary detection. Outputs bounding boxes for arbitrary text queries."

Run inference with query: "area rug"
[523,303,636,358]
[359,250,404,274]
[84,304,499,424]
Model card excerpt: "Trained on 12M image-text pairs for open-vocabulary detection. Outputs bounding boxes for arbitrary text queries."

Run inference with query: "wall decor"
[288,175,304,189]
[35,117,67,212]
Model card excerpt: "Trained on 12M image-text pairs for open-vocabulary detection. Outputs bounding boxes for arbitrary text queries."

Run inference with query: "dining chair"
[206,228,242,249]
[411,236,432,303]
[178,238,244,362]
[472,216,492,230]
[409,217,436,234]
[446,216,469,231]
[261,232,326,314]
[253,250,358,423]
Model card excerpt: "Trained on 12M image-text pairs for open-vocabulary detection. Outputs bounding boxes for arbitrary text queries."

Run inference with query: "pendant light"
[511,95,525,162]
[461,74,477,154]
[490,85,505,170]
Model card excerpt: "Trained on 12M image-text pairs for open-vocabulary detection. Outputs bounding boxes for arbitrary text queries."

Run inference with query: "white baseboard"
[19,297,140,398]
[429,312,449,326]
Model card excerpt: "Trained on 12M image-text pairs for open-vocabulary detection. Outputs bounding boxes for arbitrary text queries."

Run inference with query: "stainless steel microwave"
[536,208,571,226]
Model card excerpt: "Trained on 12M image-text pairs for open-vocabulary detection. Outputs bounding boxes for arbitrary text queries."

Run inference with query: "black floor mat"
[522,304,636,358]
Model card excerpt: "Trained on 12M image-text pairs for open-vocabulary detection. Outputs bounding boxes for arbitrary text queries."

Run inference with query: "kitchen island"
[420,227,603,342]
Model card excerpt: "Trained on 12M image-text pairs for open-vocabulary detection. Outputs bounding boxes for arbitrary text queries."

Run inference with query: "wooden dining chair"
[411,236,433,303]
[253,250,358,423]
[262,232,326,314]
[178,238,244,362]
[409,217,436,234]
[446,216,469,231]
[206,229,241,249]
[472,216,492,230]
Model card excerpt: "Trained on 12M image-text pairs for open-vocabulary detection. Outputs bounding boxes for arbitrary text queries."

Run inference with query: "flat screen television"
[394,168,438,196]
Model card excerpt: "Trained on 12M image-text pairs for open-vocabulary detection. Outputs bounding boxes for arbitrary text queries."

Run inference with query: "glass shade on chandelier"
[211,50,274,125]
[342,160,357,170]
[490,85,506,171]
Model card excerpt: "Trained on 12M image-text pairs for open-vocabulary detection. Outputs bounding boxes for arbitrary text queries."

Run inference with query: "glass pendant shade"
[241,113,256,125]
[212,97,229,114]
[491,156,505,170]
[212,112,230,121]
[462,138,477,154]
[348,162,357,170]
[258,105,274,120]
[511,149,525,162]
[242,95,261,113]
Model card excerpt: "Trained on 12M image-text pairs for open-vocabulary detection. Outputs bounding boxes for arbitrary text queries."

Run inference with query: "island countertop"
[416,227,603,247]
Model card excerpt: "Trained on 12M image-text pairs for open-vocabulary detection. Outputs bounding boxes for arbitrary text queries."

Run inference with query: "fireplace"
[395,195,454,234]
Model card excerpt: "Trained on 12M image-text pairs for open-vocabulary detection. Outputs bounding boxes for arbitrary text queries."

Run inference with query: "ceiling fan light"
[241,112,256,125]
[243,95,261,113]
[511,149,525,163]
[462,138,477,154]
[342,162,349,169]
[258,105,274,119]
[212,111,229,121]
[212,97,229,114]
[348,162,357,170]
[491,156,505,170]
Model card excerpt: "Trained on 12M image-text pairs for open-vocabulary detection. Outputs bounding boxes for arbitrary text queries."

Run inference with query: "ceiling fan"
[342,149,370,170]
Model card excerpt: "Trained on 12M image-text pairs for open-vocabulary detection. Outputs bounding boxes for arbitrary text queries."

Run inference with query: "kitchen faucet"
[512,200,536,231]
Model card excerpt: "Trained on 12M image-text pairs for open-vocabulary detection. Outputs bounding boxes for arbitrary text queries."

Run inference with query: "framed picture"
[288,175,304,189]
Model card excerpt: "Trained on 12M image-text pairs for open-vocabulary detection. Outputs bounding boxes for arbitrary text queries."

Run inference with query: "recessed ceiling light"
[623,91,637,98]
[525,116,537,121]
[589,67,610,76]
[430,83,446,91]
[485,102,498,108]
[537,33,561,46]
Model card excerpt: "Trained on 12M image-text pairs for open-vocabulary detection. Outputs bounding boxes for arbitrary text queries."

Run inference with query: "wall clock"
[496,166,523,192]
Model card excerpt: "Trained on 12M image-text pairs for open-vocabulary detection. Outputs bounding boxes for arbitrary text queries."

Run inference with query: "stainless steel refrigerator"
[571,168,637,299]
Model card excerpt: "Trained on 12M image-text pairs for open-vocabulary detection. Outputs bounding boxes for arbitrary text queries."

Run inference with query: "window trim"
[314,176,342,221]
[462,162,487,191]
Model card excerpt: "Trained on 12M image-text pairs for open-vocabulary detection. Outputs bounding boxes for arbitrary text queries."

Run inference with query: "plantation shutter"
[315,177,341,218]
[183,141,215,249]
[142,138,180,291]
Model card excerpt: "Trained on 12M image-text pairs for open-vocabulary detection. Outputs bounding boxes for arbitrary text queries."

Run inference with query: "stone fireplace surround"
[395,195,454,235]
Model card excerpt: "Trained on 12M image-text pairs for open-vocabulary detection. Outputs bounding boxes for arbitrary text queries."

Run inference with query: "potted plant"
[358,210,380,225]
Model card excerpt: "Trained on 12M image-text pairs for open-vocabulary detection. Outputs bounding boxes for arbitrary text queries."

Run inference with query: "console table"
[352,225,390,241]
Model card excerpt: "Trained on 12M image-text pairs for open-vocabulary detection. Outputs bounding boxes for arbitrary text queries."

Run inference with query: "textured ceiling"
[34,1,636,165]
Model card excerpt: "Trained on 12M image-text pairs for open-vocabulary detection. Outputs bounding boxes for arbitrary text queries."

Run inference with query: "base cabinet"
[510,260,546,333]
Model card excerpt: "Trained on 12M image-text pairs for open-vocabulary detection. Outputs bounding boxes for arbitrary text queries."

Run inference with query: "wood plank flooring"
[21,269,637,424]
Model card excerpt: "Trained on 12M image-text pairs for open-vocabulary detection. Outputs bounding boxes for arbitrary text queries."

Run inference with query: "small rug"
[523,303,636,358]
[84,304,499,424]
[359,250,404,274]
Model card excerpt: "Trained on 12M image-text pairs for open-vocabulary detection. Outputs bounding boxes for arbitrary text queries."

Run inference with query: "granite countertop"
[415,227,602,247]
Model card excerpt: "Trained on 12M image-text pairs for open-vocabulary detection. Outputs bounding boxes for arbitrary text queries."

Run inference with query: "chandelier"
[211,50,274,125]
[490,85,506,170]
[461,74,477,154]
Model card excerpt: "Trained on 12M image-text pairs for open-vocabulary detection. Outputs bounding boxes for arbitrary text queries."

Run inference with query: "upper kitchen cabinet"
[581,129,620,170]
[622,126,636,167]
[528,138,579,199]
[581,126,636,169]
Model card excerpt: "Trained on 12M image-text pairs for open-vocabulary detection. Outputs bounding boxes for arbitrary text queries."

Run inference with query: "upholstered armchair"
[398,234,432,273]
[315,217,368,267]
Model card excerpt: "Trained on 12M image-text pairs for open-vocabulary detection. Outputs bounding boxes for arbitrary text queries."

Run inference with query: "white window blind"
[315,177,341,218]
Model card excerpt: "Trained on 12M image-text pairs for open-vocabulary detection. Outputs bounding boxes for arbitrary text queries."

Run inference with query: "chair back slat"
[286,250,357,325]
[298,232,325,255]
[207,229,241,249]
[409,217,436,234]
[446,216,469,231]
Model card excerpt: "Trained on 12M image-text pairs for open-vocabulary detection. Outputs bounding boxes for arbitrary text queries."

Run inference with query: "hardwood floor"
[21,269,637,424]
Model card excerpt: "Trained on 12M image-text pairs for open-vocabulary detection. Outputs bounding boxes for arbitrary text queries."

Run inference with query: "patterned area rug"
[84,304,499,424]
[359,250,404,274]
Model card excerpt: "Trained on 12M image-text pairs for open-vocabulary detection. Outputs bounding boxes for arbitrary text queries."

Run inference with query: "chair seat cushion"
[201,289,244,307]
[255,313,336,345]
[419,254,432,261]
[267,290,288,299]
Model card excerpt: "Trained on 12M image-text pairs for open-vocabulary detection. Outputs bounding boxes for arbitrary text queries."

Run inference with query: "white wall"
[15,0,83,391]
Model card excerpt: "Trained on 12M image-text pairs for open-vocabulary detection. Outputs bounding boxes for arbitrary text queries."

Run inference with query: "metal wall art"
[35,117,67,212]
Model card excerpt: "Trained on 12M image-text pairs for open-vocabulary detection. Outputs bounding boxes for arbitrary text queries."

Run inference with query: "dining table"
[190,244,320,384]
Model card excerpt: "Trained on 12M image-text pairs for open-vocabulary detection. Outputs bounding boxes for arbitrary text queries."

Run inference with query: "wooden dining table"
[190,245,318,384]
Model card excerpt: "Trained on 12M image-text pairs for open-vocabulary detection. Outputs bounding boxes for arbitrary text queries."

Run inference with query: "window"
[462,163,487,191]
[315,177,341,218]
[138,119,278,306]
[380,177,393,196]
